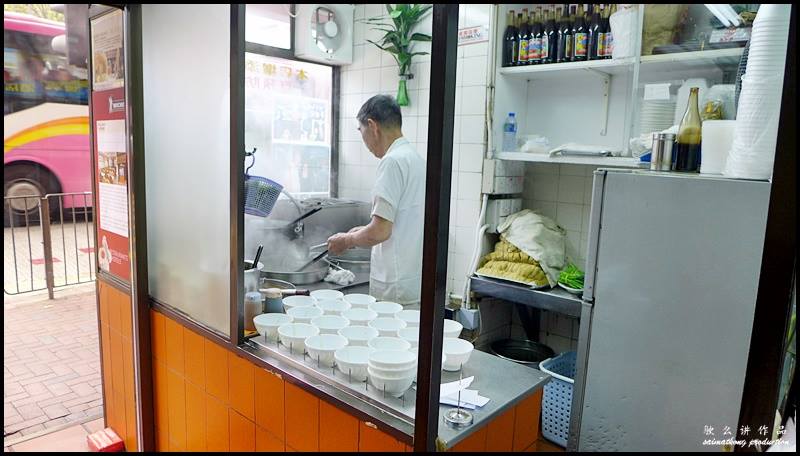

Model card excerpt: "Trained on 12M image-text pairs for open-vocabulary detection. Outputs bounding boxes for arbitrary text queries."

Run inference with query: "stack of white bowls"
[639,98,677,136]
[724,4,790,180]
[368,350,418,397]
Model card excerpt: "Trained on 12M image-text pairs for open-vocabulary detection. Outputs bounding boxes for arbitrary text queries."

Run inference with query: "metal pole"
[41,197,55,299]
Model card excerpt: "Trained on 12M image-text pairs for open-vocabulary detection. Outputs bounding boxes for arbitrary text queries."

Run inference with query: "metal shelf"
[495,152,641,168]
[470,275,583,318]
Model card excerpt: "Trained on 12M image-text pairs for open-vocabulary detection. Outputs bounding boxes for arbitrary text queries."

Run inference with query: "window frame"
[243,3,340,198]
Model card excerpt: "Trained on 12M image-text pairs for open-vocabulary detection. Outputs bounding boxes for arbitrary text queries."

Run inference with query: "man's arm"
[327,215,392,254]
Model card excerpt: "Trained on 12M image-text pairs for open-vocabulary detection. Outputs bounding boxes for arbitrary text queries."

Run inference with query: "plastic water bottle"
[502,113,517,151]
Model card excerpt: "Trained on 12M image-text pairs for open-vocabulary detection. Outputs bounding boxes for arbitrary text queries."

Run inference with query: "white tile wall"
[339,5,492,298]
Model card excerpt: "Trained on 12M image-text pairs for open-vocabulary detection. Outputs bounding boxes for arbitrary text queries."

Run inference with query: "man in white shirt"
[327,95,426,306]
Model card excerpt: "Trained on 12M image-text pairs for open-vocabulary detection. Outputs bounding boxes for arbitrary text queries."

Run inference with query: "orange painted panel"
[100,323,113,420]
[150,310,167,362]
[486,406,516,452]
[152,358,169,436]
[98,282,109,325]
[319,400,359,452]
[109,330,125,400]
[204,338,229,402]
[165,317,185,375]
[166,369,187,449]
[513,390,543,451]
[256,426,285,452]
[206,395,229,452]
[229,409,256,452]
[106,284,122,333]
[122,339,137,452]
[284,382,319,452]
[119,293,133,340]
[168,439,186,452]
[228,352,255,421]
[155,427,169,451]
[255,368,284,439]
[450,425,487,452]
[405,444,413,452]
[112,378,126,444]
[359,421,404,452]
[183,327,206,389]
[185,381,207,451]
[524,441,539,452]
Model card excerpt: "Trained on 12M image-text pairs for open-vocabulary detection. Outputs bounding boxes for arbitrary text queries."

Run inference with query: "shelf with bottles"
[499,56,635,80]
[500,4,619,74]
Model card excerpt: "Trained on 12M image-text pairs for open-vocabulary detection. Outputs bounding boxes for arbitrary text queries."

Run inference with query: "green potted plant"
[363,4,432,106]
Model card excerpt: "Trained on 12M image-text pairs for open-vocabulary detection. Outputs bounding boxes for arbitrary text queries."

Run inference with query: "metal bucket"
[490,339,555,369]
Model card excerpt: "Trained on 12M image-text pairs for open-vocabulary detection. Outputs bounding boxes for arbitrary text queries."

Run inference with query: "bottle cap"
[245,291,263,302]
[509,112,516,116]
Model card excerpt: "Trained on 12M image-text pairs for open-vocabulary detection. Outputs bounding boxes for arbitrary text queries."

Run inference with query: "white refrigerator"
[568,169,771,451]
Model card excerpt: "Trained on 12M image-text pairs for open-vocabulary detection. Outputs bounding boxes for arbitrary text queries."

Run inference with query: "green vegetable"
[559,263,585,289]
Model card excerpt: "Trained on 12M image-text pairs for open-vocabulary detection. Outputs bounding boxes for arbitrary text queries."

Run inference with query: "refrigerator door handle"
[582,170,607,303]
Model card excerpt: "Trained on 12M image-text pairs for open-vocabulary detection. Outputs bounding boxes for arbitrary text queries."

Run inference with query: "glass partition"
[141,4,232,335]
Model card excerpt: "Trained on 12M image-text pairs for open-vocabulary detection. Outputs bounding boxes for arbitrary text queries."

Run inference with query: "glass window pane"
[142,4,231,336]
[246,3,291,49]
[642,4,757,55]
[245,53,332,197]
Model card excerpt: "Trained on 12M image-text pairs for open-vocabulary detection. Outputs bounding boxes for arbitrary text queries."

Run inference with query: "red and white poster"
[91,10,130,283]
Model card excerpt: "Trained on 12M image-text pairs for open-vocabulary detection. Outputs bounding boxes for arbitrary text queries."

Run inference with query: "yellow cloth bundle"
[477,238,549,287]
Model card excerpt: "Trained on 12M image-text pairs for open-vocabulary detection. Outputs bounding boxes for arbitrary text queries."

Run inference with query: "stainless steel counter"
[244,331,550,449]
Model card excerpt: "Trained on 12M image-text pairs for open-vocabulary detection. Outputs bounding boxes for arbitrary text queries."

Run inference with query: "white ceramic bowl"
[278,323,319,354]
[335,346,373,381]
[367,368,414,397]
[368,336,411,352]
[368,318,407,337]
[311,315,350,335]
[396,309,420,327]
[368,349,417,370]
[442,338,474,371]
[253,313,293,341]
[369,301,403,318]
[282,295,316,310]
[342,308,379,326]
[316,299,351,316]
[443,319,463,338]
[368,364,417,380]
[310,289,344,301]
[338,325,379,347]
[406,348,447,380]
[305,334,348,367]
[287,305,324,324]
[396,327,420,348]
[343,293,377,308]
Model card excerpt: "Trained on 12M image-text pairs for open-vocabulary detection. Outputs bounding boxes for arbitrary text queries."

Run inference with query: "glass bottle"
[673,87,702,172]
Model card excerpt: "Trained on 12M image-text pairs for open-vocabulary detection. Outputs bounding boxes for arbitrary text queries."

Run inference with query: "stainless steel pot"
[244,260,264,292]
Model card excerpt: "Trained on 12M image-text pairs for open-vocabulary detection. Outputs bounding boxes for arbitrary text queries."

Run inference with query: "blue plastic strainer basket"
[539,351,577,448]
[244,175,282,217]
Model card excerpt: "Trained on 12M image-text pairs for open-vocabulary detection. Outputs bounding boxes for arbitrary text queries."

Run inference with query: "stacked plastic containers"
[723,4,790,180]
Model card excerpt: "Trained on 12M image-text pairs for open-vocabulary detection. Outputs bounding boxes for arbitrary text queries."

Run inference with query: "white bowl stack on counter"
[317,299,351,316]
[369,301,403,318]
[259,293,474,390]
[338,325,379,346]
[343,293,377,308]
[368,350,418,397]
[305,334,348,367]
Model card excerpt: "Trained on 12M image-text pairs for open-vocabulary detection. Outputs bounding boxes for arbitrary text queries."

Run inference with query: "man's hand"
[327,233,352,255]
[347,226,365,234]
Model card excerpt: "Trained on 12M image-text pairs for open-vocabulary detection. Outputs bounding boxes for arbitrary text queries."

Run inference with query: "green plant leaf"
[389,9,402,19]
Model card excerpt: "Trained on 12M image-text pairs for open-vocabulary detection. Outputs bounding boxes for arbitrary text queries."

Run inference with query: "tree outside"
[4,3,65,22]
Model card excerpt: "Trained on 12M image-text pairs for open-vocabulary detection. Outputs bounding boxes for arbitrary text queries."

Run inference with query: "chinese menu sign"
[91,10,130,283]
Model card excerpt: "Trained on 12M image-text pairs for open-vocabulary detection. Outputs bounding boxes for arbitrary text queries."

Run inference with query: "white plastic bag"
[610,5,638,59]
[519,134,551,154]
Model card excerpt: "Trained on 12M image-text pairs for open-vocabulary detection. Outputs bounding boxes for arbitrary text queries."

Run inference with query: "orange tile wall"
[149,308,543,452]
[97,280,138,451]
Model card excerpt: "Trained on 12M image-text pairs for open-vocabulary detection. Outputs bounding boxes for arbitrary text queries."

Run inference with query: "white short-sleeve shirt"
[369,137,426,306]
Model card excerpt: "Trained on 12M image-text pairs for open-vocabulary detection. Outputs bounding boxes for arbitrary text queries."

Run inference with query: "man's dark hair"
[357,94,402,129]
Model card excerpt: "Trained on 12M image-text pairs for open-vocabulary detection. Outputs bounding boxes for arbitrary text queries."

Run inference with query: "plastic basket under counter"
[538,351,577,448]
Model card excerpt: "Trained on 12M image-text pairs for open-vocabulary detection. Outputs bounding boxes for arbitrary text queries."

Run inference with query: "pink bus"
[4,10,91,225]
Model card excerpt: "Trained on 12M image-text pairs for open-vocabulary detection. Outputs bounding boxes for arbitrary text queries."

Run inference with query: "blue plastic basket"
[244,175,283,217]
[539,351,577,448]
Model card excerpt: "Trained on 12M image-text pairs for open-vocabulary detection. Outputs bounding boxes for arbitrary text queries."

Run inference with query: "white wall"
[339,4,492,297]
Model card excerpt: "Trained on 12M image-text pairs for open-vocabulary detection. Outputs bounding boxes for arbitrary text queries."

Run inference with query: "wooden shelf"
[495,152,641,168]
[498,57,636,80]
[639,48,744,72]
